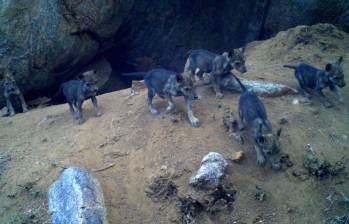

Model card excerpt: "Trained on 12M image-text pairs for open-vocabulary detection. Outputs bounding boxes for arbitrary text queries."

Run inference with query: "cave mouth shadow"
[29,44,138,107]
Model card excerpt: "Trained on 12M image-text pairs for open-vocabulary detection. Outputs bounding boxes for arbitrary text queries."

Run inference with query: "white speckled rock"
[48,167,108,224]
[190,152,228,189]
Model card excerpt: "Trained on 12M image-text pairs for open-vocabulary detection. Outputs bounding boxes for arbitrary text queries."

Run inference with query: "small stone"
[299,98,312,104]
[160,165,168,171]
[171,114,182,123]
[230,151,244,163]
[131,80,145,92]
[190,152,228,189]
[255,186,266,201]
[292,99,299,105]
[309,108,320,115]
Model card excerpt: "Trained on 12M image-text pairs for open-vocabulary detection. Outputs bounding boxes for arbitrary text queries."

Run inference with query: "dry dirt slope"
[0,24,349,224]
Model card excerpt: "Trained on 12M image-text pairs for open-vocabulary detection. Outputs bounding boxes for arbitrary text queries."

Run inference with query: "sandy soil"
[0,23,349,224]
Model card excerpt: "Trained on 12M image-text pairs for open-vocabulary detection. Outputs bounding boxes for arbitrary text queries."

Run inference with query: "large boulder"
[48,167,108,224]
[0,0,133,106]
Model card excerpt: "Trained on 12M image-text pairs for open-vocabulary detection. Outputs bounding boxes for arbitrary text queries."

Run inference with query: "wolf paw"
[95,111,103,117]
[190,117,200,127]
[78,118,86,125]
[166,105,175,112]
[215,93,224,99]
[257,155,266,166]
[150,108,160,116]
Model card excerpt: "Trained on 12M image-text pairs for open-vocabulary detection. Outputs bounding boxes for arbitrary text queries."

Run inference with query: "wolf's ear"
[276,128,282,138]
[325,63,332,72]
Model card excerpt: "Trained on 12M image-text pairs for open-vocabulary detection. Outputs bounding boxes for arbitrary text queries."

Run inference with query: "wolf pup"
[123,69,200,127]
[284,57,345,108]
[2,70,28,116]
[235,74,282,170]
[61,70,102,124]
[184,48,247,99]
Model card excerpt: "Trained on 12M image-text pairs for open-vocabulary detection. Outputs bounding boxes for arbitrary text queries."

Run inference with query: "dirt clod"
[145,173,177,202]
[303,152,346,180]
[230,151,244,163]
[255,186,266,202]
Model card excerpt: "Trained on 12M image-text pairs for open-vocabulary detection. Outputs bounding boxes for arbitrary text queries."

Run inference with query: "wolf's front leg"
[329,84,343,103]
[91,96,102,117]
[19,93,28,112]
[76,101,85,124]
[254,145,266,165]
[186,98,200,127]
[212,76,224,99]
[165,96,175,112]
[6,97,15,117]
[317,89,333,108]
[147,89,159,115]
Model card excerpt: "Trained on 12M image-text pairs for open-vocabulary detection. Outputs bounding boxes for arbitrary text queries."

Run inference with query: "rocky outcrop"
[0,0,347,107]
[0,0,133,106]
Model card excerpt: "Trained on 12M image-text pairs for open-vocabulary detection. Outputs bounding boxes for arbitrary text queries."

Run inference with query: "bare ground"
[0,24,349,224]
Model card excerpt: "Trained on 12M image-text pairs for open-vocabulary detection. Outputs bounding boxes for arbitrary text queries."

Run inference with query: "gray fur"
[184,48,246,98]
[61,70,102,124]
[284,57,345,108]
[2,70,28,116]
[123,69,200,127]
[236,77,282,170]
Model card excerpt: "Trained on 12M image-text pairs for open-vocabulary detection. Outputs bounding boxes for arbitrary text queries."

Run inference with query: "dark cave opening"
[30,44,137,107]
[102,45,136,94]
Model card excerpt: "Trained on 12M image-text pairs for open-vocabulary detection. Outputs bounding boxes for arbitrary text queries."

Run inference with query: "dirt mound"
[245,23,349,86]
[0,24,348,224]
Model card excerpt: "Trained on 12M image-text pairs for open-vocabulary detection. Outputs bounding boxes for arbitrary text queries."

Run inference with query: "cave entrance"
[101,44,136,94]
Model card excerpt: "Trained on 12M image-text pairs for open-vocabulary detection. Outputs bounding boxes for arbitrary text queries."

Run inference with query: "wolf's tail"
[231,73,247,92]
[283,65,297,69]
[121,72,147,78]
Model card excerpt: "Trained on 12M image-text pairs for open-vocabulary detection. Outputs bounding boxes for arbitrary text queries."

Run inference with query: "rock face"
[190,152,228,189]
[0,0,133,106]
[263,0,348,37]
[0,0,347,107]
[48,167,108,224]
